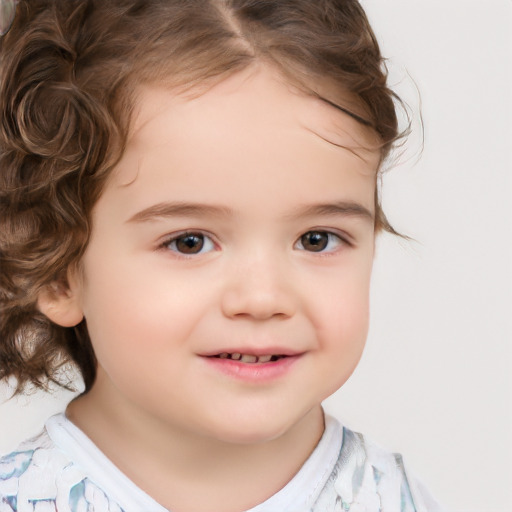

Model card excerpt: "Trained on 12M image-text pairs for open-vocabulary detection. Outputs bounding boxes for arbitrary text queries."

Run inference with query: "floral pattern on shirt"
[0,422,433,512]
[0,432,124,512]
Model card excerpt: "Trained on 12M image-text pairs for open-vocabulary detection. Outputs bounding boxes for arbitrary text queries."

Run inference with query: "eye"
[294,231,345,253]
[163,232,215,255]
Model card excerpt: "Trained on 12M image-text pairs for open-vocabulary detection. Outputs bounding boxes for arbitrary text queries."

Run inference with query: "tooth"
[240,354,258,363]
[257,355,272,363]
[218,353,229,359]
[231,353,241,360]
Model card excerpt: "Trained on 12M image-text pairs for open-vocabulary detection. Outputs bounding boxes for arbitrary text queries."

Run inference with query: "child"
[0,0,444,510]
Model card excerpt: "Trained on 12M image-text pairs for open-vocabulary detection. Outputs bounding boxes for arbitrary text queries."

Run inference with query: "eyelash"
[158,229,352,257]
[293,230,351,254]
[159,231,217,257]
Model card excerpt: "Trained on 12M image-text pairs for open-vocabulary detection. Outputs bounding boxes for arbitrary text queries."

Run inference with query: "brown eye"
[165,232,215,255]
[301,231,328,252]
[296,231,344,253]
[176,234,204,253]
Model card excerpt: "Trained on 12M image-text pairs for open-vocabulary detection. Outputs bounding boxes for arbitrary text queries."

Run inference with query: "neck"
[66,378,325,512]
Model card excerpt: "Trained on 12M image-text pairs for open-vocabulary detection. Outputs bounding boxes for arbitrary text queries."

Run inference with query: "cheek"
[79,250,214,370]
[317,286,370,396]
[316,250,372,316]
[310,255,372,356]
[319,290,370,349]
[79,259,161,362]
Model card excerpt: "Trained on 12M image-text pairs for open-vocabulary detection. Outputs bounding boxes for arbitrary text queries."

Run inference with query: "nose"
[220,251,297,321]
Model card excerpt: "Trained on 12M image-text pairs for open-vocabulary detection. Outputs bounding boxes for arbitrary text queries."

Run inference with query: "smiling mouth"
[210,353,286,364]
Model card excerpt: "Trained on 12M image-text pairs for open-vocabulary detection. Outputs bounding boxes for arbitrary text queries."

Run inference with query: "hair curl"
[0,0,401,394]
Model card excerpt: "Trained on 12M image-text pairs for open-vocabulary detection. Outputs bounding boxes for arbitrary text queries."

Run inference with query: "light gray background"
[1,1,511,511]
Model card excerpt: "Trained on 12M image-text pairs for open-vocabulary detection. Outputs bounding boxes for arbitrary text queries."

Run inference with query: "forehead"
[104,64,380,216]
[128,64,380,162]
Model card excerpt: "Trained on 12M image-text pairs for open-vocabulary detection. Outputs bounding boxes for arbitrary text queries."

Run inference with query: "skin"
[41,64,381,512]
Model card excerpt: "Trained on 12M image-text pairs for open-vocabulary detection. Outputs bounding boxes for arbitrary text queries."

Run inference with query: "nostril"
[220,279,296,321]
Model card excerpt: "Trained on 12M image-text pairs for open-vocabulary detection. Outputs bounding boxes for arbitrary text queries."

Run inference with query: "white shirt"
[0,413,444,511]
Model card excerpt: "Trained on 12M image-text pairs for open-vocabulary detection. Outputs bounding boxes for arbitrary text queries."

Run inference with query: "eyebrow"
[127,200,374,224]
[286,201,374,222]
[126,202,232,223]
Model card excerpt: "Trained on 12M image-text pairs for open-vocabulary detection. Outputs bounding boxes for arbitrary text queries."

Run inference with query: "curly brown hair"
[0,0,401,395]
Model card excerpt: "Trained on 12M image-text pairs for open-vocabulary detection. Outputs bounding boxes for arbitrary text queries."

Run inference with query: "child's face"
[66,65,380,443]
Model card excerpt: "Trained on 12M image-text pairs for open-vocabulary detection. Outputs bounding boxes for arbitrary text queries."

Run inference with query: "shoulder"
[0,428,55,509]
[312,420,444,512]
[0,417,124,512]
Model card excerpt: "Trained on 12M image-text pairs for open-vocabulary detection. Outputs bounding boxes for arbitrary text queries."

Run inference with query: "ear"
[38,272,84,328]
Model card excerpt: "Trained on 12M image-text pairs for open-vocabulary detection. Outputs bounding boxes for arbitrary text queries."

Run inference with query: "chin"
[202,407,320,446]
[201,420,286,446]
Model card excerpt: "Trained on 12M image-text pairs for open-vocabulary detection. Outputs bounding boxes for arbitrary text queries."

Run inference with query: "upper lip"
[199,347,304,357]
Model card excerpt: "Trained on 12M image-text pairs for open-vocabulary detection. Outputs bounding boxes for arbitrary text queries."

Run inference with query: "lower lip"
[201,355,301,382]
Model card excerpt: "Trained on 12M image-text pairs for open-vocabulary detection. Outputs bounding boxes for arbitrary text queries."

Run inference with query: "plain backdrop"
[1,1,511,511]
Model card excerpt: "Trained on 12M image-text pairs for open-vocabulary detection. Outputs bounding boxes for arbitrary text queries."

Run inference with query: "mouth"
[209,353,287,364]
[201,350,301,381]
[202,347,304,385]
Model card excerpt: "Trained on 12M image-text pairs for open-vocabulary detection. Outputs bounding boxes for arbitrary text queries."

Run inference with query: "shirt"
[0,413,443,511]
